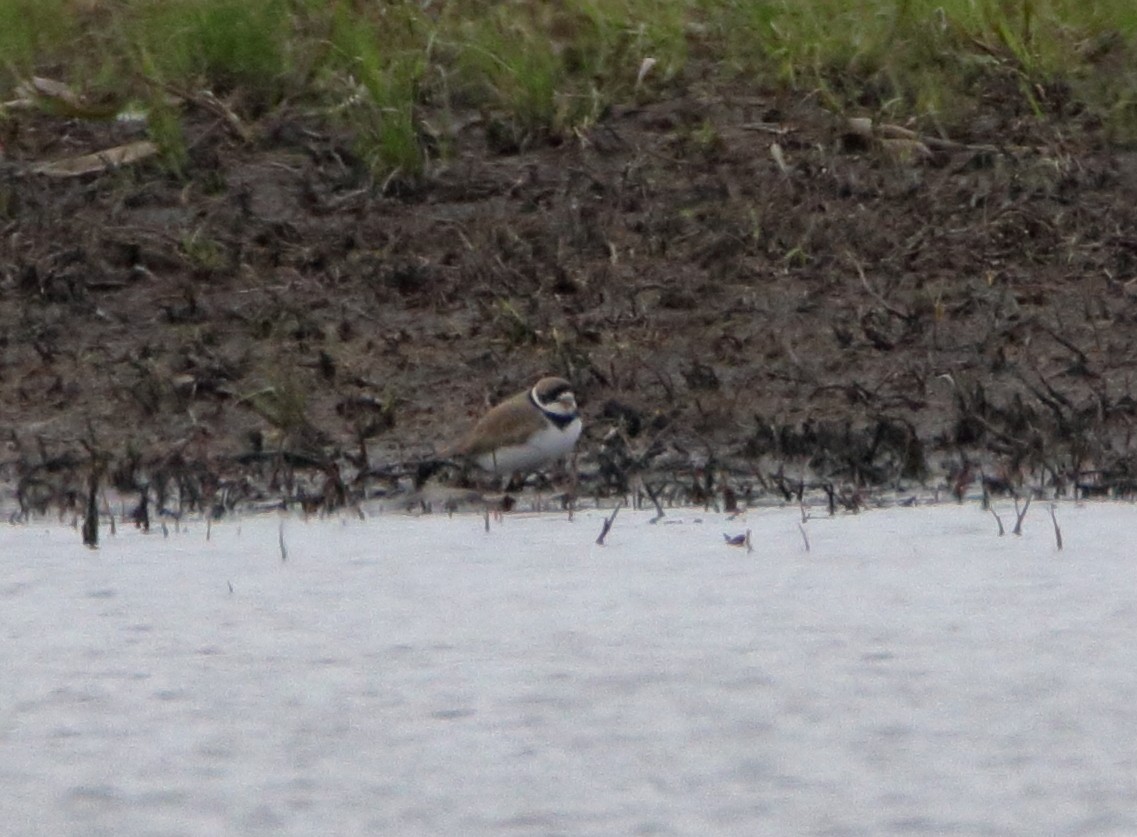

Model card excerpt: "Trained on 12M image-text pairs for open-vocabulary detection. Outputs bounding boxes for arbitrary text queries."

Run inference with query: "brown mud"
[5,80,1137,519]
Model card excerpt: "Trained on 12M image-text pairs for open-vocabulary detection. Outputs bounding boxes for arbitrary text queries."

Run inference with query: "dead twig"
[278,520,288,562]
[27,141,159,178]
[595,502,622,546]
[102,492,116,537]
[991,506,1005,536]
[723,486,739,515]
[1049,504,1063,551]
[845,115,1002,154]
[848,252,914,323]
[82,467,99,548]
[156,81,253,144]
[798,522,810,553]
[80,431,103,549]
[741,121,794,136]
[643,481,665,523]
[1012,494,1032,536]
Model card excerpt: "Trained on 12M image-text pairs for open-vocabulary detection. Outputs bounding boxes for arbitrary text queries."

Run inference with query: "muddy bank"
[4,82,1137,517]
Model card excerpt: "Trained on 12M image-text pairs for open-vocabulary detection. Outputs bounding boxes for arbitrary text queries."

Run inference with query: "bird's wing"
[449,392,540,457]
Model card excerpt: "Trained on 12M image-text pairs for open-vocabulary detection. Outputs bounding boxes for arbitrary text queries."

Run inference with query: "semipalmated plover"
[451,376,582,475]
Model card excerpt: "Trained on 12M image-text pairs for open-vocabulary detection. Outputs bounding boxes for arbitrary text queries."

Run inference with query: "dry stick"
[596,502,623,546]
[1049,504,1064,551]
[103,492,116,537]
[82,467,99,548]
[849,251,912,322]
[278,520,288,562]
[823,482,836,517]
[484,507,491,533]
[643,481,665,523]
[80,432,101,548]
[150,79,252,144]
[798,522,811,553]
[991,507,1005,536]
[1012,494,1032,536]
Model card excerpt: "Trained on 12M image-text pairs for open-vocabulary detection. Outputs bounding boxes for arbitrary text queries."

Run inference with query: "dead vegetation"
[6,65,1137,517]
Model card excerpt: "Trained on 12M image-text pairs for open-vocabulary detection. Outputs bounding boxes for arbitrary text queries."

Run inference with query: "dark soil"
[5,80,1137,518]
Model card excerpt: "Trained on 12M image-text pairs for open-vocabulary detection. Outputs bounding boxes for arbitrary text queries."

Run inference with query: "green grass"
[709,0,1137,129]
[126,0,296,111]
[2,0,1137,174]
[0,0,77,77]
[320,2,427,177]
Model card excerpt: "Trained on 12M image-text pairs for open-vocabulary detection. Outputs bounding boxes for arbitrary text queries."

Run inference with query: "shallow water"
[3,503,1136,836]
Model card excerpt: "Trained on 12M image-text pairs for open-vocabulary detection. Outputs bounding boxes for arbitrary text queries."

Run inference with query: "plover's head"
[531,377,578,417]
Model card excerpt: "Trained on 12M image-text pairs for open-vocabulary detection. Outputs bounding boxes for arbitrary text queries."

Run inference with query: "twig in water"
[278,520,288,562]
[1012,494,1032,536]
[823,482,836,516]
[724,486,739,515]
[596,502,623,545]
[484,507,490,533]
[82,469,98,548]
[798,522,811,552]
[643,481,665,523]
[80,437,103,548]
[206,515,212,541]
[1049,504,1063,551]
[991,507,1005,536]
[103,493,116,536]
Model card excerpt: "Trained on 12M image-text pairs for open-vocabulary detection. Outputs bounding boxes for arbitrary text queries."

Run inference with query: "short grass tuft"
[1,0,1137,158]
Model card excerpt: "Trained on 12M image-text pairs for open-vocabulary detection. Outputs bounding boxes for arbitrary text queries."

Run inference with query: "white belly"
[475,417,582,474]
